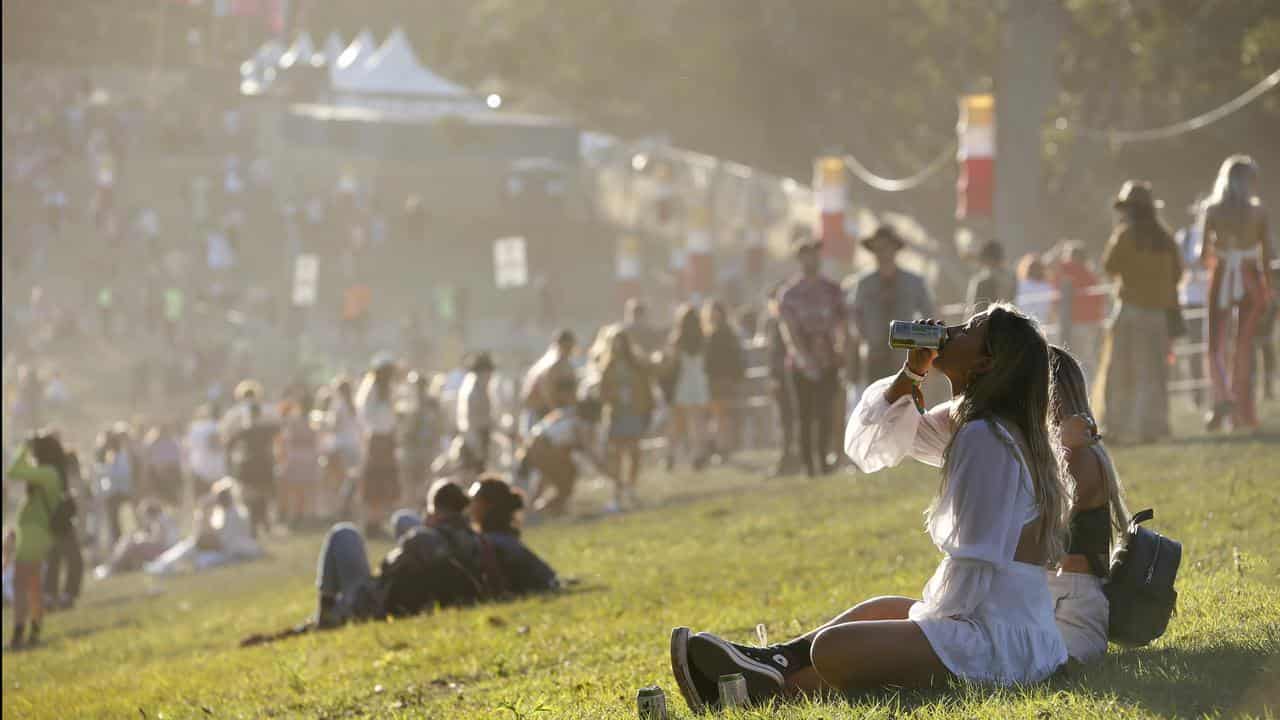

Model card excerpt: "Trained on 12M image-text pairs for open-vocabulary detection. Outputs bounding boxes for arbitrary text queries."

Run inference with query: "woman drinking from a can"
[669,303,1070,709]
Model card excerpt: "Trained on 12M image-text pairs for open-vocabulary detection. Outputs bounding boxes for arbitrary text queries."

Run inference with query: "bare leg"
[687,405,707,465]
[606,440,624,506]
[669,407,688,467]
[783,596,928,693]
[624,441,642,496]
[809,619,948,692]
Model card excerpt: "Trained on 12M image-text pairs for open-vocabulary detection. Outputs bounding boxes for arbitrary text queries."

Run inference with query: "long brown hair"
[1050,346,1130,545]
[939,304,1070,564]
[1119,192,1176,254]
[669,304,704,355]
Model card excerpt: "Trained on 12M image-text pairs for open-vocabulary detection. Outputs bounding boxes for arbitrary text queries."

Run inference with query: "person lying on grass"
[311,475,559,630]
[670,304,1072,710]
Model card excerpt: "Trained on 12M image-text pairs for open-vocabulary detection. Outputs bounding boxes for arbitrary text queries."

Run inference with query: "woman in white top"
[323,379,363,518]
[144,478,262,575]
[663,305,710,470]
[356,354,399,531]
[669,303,1070,710]
[184,404,226,491]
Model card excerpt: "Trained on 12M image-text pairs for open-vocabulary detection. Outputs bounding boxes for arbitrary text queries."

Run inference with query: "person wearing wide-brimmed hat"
[1098,180,1181,444]
[1198,156,1273,431]
[850,224,935,387]
[777,230,847,477]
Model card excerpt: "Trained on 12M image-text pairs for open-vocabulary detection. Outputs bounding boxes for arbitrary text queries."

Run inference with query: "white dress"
[844,376,1068,685]
[672,351,710,407]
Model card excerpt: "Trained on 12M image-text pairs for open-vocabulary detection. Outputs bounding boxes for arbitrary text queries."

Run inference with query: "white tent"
[331,28,376,85]
[256,38,284,66]
[323,32,344,66]
[332,26,475,99]
[278,32,316,68]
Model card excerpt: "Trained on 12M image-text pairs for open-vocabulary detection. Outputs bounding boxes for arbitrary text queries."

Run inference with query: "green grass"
[5,405,1280,719]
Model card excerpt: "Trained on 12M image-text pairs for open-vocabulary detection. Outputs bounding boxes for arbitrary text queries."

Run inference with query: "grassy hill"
[4,405,1280,719]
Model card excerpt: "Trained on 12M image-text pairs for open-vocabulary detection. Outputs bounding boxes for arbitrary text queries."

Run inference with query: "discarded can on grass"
[717,673,749,708]
[636,686,668,719]
[888,320,947,350]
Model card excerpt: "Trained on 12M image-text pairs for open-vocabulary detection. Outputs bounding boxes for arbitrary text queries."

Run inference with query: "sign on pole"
[494,236,529,289]
[292,253,319,307]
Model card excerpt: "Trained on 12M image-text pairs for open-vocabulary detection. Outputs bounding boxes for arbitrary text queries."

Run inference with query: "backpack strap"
[1130,508,1154,528]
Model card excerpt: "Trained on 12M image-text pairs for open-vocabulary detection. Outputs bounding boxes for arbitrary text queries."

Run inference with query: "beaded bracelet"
[900,365,927,415]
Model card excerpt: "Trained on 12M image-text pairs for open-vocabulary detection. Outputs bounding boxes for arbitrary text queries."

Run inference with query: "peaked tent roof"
[279,32,316,68]
[256,38,284,66]
[331,28,376,84]
[324,32,345,65]
[331,26,476,100]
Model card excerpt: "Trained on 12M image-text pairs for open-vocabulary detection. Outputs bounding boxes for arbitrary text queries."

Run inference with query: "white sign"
[292,254,319,307]
[494,236,528,289]
[207,230,235,271]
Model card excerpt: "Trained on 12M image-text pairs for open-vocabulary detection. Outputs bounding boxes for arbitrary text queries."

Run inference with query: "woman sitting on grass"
[94,498,181,578]
[144,477,262,575]
[1048,345,1131,663]
[669,304,1071,709]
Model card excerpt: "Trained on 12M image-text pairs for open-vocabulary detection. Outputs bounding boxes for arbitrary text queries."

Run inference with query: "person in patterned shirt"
[779,232,848,477]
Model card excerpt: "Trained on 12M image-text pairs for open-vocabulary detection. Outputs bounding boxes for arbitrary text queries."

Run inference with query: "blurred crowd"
[2,62,1275,655]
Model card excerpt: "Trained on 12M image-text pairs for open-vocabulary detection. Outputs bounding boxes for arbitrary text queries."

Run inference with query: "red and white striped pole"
[957,93,995,221]
[815,156,851,270]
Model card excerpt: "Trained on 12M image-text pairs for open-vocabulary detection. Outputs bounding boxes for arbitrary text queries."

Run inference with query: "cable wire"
[842,139,957,192]
[1076,67,1280,144]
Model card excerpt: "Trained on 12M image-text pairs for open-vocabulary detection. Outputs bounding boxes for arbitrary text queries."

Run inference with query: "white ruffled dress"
[844,376,1068,685]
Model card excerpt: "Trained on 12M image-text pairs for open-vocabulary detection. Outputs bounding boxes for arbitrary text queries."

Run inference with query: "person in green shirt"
[6,432,67,650]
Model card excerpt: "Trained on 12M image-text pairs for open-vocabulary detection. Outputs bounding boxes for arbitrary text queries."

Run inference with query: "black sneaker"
[669,627,718,712]
[686,632,787,706]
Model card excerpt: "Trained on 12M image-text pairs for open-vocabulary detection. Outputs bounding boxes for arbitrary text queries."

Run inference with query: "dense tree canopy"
[5,0,1276,248]
[310,0,1279,248]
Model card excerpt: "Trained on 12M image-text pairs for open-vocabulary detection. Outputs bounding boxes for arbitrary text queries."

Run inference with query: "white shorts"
[1048,570,1109,663]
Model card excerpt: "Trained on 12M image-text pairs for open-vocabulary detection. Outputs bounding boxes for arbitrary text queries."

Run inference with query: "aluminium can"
[636,686,668,720]
[887,320,947,350]
[717,673,749,708]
